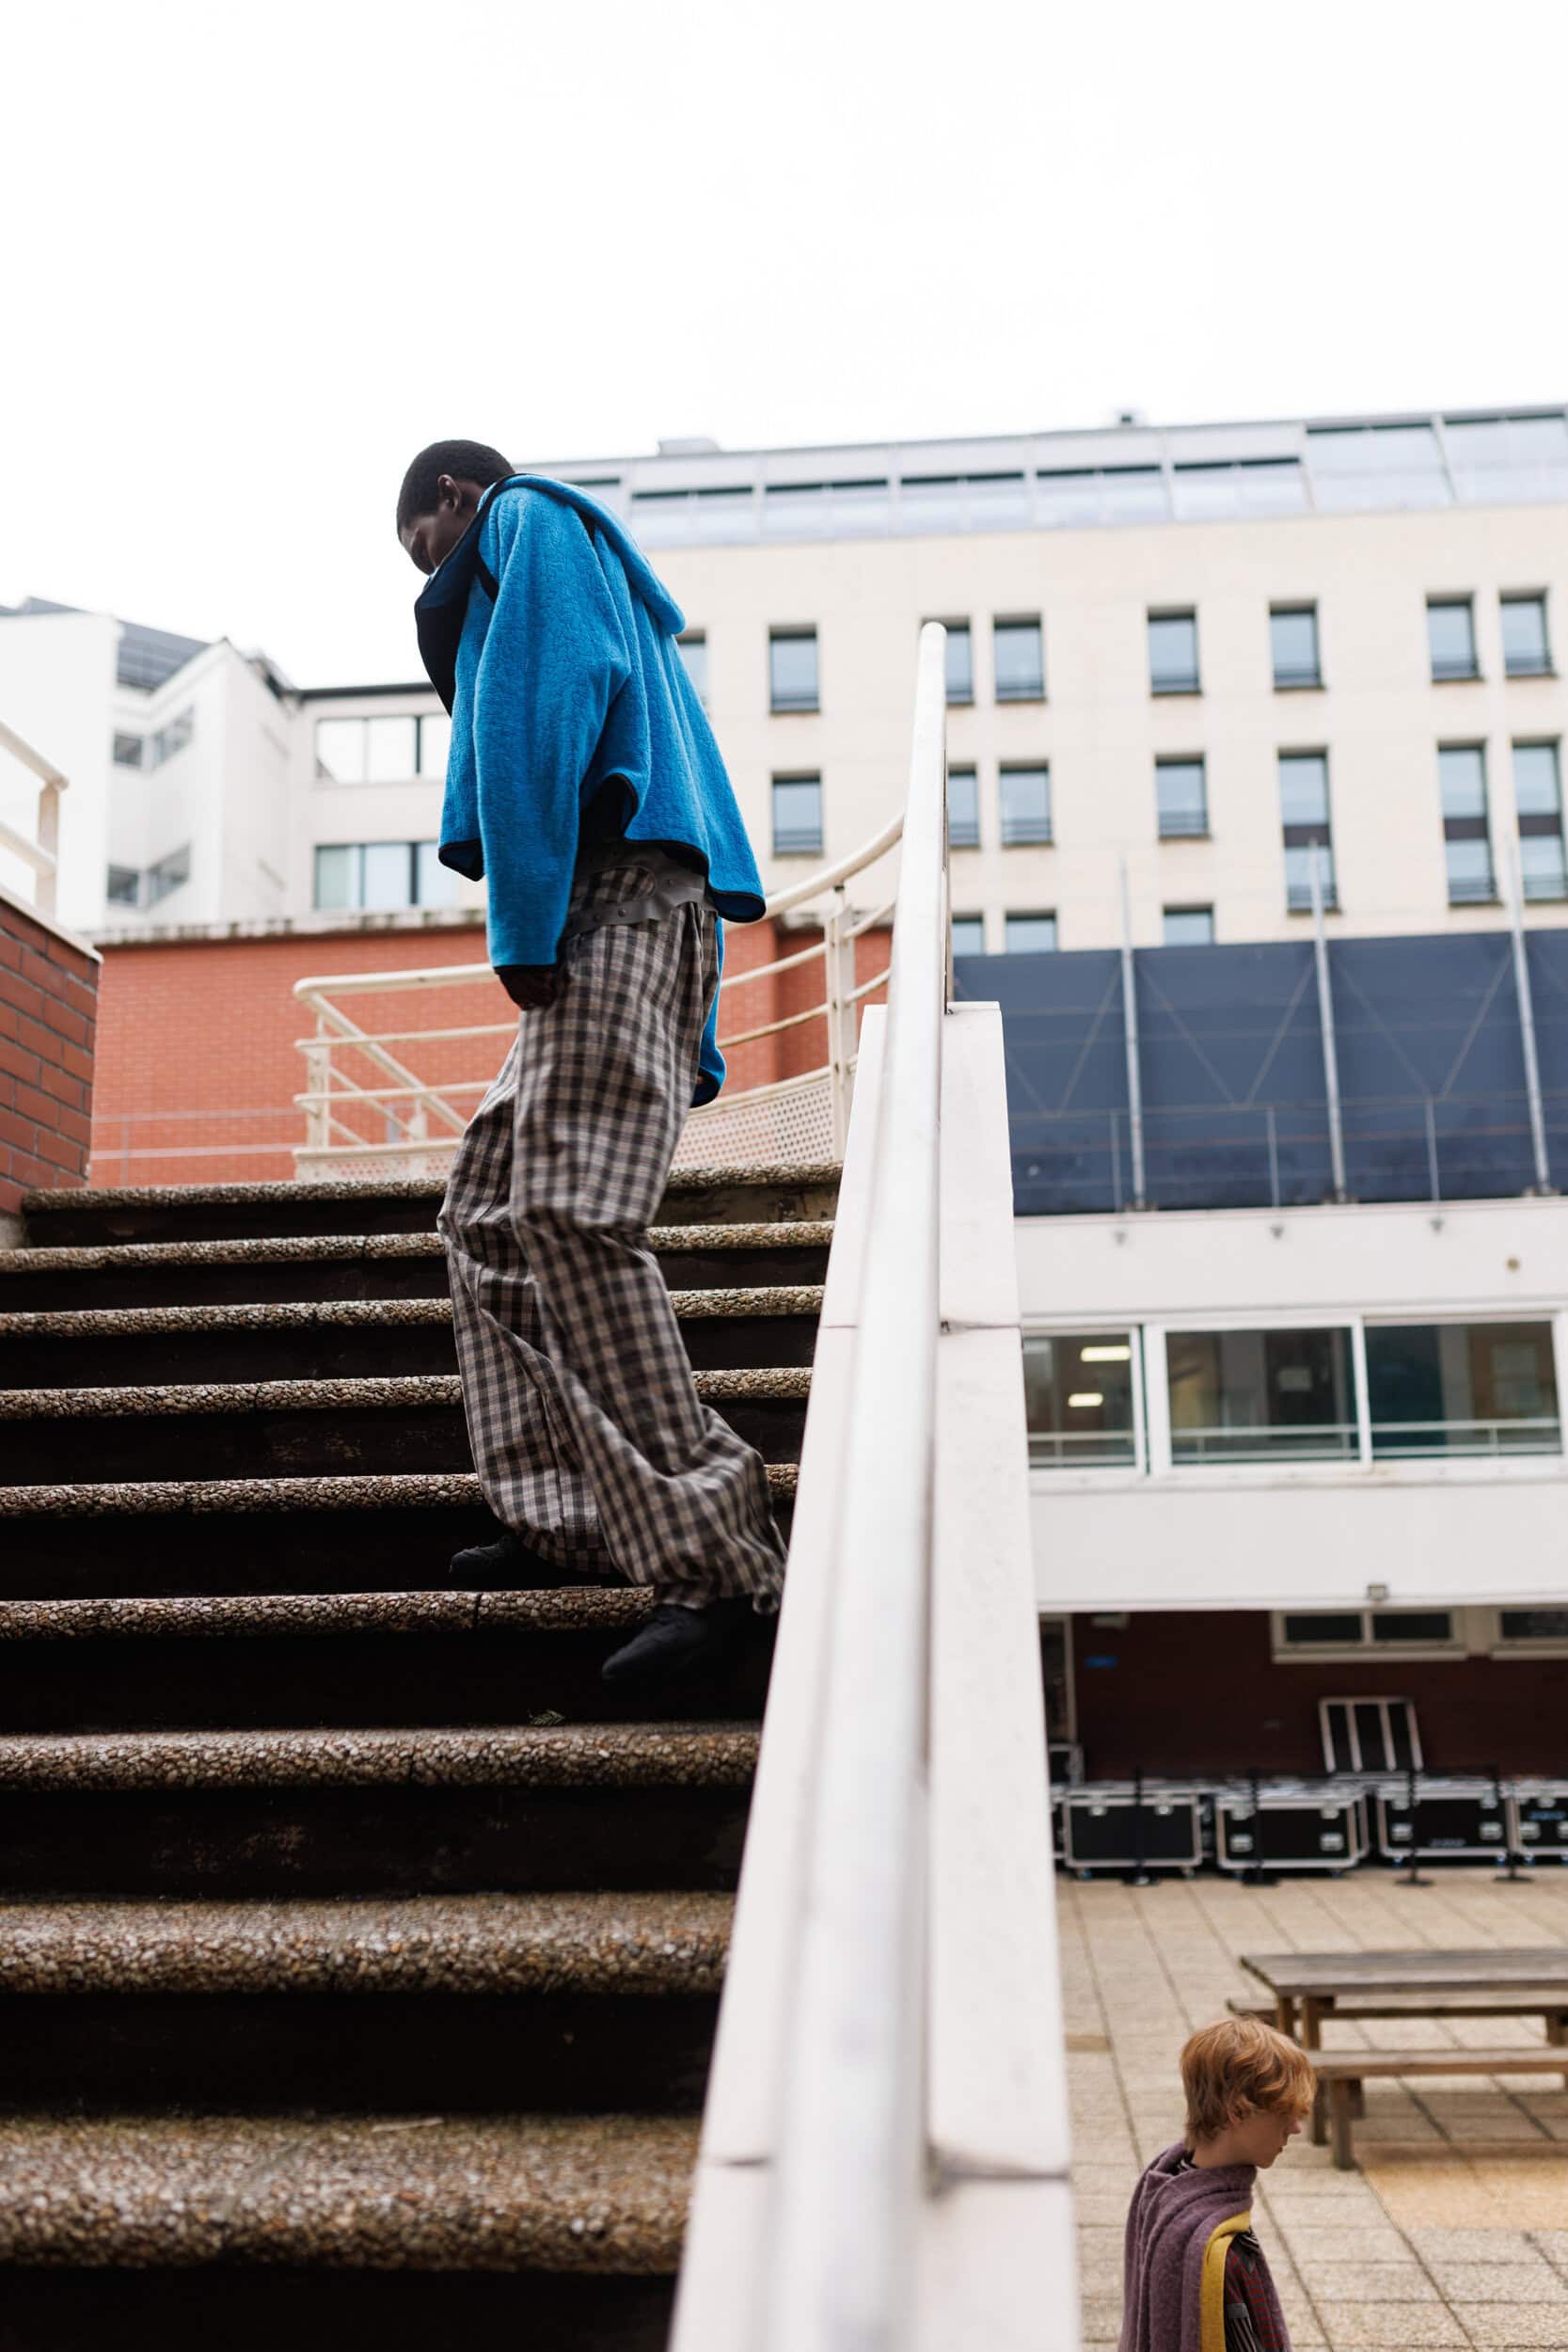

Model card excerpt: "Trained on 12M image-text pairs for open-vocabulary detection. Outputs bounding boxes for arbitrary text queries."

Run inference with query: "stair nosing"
[0,1463,799,1516]
[0,1587,660,1640]
[0,1221,834,1280]
[21,1164,842,1213]
[0,1368,813,1419]
[0,1286,825,1340]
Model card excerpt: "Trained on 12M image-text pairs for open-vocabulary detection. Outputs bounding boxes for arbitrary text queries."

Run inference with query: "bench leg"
[1549,2012,1568,2090]
[1330,2079,1356,2171]
[1311,2079,1327,2146]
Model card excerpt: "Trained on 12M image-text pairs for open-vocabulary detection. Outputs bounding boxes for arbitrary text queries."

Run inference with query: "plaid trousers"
[439,861,787,1611]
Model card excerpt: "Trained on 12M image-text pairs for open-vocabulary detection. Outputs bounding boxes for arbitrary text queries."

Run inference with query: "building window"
[1163,906,1214,946]
[112,732,145,770]
[1515,740,1567,899]
[148,707,195,768]
[942,623,974,706]
[142,843,192,908]
[1274,1610,1460,1658]
[951,914,986,958]
[1279,752,1336,910]
[1148,612,1200,695]
[1365,1321,1560,1457]
[313,714,433,784]
[1494,1609,1568,1652]
[948,767,981,850]
[1438,745,1495,903]
[999,765,1052,847]
[1156,756,1208,838]
[771,775,823,857]
[1446,414,1568,504]
[769,628,818,713]
[1428,597,1480,682]
[676,632,708,705]
[1500,594,1553,678]
[1005,913,1057,954]
[105,864,139,907]
[1271,606,1322,690]
[312,841,461,913]
[993,617,1045,701]
[1023,1333,1135,1468]
[1307,422,1449,512]
[1166,1326,1357,1464]
[418,714,451,776]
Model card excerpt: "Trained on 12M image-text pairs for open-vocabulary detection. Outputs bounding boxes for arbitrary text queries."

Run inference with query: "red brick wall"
[1069,1610,1567,1781]
[0,896,99,1223]
[91,915,892,1186]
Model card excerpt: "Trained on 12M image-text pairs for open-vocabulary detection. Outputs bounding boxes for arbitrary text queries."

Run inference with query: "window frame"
[1427,596,1481,684]
[1148,609,1201,697]
[1155,755,1209,840]
[1004,911,1058,955]
[991,614,1046,703]
[676,631,708,707]
[1438,741,1496,904]
[1271,1609,1464,1662]
[998,762,1053,848]
[947,766,981,850]
[769,772,824,858]
[950,912,987,959]
[1270,604,1323,691]
[1162,905,1215,946]
[934,619,974,707]
[1500,592,1553,679]
[768,627,819,715]
[1279,749,1337,911]
[1022,1324,1148,1478]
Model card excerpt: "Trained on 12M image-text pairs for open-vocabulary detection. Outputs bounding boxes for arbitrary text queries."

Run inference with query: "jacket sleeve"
[473,491,632,968]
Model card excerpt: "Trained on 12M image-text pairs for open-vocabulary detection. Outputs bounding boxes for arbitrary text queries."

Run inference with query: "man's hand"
[495,963,563,1011]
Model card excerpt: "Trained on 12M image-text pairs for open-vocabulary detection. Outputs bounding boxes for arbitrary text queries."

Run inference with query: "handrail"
[762,621,949,2349]
[0,717,68,920]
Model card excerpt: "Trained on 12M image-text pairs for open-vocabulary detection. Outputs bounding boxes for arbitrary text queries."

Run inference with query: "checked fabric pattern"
[439,861,787,1612]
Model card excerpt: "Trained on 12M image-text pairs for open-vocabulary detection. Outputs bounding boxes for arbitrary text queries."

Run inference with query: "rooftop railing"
[0,718,68,922]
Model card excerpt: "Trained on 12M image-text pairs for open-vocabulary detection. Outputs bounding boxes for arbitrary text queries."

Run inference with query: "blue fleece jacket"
[412,475,767,1105]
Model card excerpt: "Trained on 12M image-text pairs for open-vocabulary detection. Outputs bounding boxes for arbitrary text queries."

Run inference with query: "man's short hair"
[1180,2016,1316,2144]
[396,440,514,533]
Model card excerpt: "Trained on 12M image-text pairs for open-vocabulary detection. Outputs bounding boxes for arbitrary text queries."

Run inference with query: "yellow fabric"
[1198,2212,1254,2352]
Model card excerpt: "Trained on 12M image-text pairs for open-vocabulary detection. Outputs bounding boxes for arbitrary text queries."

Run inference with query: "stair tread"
[0,2109,698,2271]
[0,1285,824,1338]
[22,1167,841,1214]
[0,1721,760,1790]
[0,1369,813,1419]
[0,1587,661,1639]
[0,1465,798,1516]
[0,1889,732,1994]
[0,1222,834,1279]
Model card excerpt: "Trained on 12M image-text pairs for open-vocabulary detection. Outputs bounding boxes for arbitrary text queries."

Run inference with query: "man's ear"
[436,472,465,514]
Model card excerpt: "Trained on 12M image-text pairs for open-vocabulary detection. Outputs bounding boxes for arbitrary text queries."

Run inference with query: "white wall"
[1015,1195,1568,1614]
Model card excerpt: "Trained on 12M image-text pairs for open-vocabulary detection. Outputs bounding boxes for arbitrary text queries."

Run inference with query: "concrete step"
[0,1586,778,1732]
[0,1890,729,2112]
[0,1723,759,1898]
[0,1286,825,1389]
[0,1468,797,1600]
[0,1222,835,1311]
[21,1164,841,1248]
[0,1371,811,1486]
[0,2111,694,2334]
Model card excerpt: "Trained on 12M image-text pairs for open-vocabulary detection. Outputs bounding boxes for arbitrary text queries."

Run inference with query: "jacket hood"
[414,474,684,710]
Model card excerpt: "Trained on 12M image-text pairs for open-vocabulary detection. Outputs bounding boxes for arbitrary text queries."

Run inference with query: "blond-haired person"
[1118,2016,1316,2352]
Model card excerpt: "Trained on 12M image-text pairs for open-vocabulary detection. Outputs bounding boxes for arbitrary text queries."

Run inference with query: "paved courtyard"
[1060,1867,1568,2350]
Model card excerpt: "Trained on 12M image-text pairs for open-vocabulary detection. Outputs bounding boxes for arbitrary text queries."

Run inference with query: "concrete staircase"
[0,1165,836,2349]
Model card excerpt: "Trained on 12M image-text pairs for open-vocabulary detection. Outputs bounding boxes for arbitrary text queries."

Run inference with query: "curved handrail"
[762,803,905,918]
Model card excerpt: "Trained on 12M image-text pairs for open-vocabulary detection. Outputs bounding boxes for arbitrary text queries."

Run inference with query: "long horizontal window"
[1167,1327,1356,1463]
[1275,1610,1461,1659]
[313,841,462,912]
[1023,1334,1135,1468]
[1366,1321,1560,1456]
[315,713,451,784]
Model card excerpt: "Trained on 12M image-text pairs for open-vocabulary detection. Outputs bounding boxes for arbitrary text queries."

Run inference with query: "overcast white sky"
[5,0,1565,684]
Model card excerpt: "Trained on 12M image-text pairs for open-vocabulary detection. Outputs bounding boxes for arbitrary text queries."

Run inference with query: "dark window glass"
[1501,595,1551,676]
[944,624,974,705]
[1366,1322,1560,1456]
[1439,745,1493,901]
[1498,1609,1568,1643]
[1371,1612,1456,1645]
[769,630,818,712]
[1005,913,1057,954]
[947,768,980,849]
[771,776,823,856]
[1271,607,1321,688]
[142,843,191,907]
[993,618,1044,700]
[1166,1327,1357,1463]
[1281,1613,1364,1646]
[1515,742,1566,899]
[1022,1333,1135,1468]
[999,765,1051,846]
[1156,758,1207,837]
[1148,612,1200,693]
[1428,599,1479,681]
[105,863,140,906]
[112,732,145,769]
[950,914,986,958]
[676,634,708,705]
[1163,907,1214,946]
[1280,753,1335,910]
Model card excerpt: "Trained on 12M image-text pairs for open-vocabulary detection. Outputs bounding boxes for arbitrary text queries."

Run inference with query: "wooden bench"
[1228,1993,1568,2030]
[1313,2048,1565,2169]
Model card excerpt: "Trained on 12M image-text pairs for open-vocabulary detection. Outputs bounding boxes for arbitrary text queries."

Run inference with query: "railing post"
[35,780,60,921]
[1506,839,1554,1195]
[1309,845,1348,1201]
[304,1015,330,1155]
[1117,857,1147,1210]
[824,887,858,1158]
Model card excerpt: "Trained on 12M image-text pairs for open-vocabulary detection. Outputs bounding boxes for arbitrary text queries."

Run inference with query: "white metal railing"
[0,718,68,921]
[290,821,899,1179]
[673,625,1075,2351]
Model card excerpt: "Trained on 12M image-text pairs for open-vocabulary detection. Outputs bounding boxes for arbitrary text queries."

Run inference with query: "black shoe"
[447,1531,587,1590]
[600,1597,752,1692]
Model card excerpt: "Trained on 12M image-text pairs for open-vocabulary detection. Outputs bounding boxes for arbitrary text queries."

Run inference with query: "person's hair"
[396,439,514,533]
[1180,2016,1316,2145]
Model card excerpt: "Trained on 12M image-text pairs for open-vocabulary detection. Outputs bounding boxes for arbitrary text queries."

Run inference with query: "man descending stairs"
[0,1163,835,2349]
